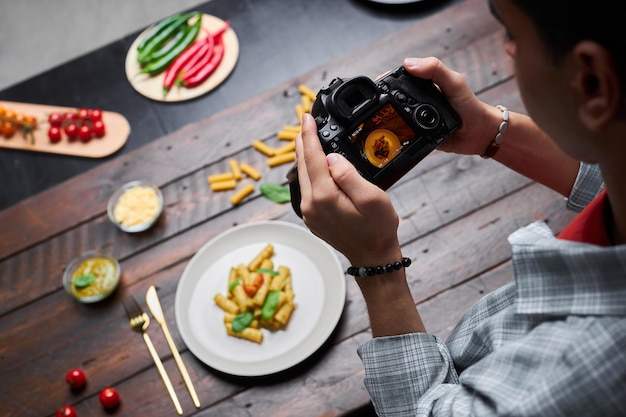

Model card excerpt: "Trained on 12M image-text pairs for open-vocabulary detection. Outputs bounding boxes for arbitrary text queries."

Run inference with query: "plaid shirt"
[357,163,626,416]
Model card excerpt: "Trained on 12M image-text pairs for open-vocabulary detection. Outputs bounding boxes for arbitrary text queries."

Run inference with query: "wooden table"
[0,0,576,416]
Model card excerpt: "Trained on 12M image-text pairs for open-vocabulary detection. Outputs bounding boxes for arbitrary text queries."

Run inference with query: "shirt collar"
[509,221,626,316]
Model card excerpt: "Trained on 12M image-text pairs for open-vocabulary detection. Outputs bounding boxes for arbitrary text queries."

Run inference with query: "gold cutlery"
[123,296,183,415]
[146,285,201,408]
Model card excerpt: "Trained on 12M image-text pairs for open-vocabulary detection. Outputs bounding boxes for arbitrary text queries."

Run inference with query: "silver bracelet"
[481,105,509,159]
[346,257,412,277]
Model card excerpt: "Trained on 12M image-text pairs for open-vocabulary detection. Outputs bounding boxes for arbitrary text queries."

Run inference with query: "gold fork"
[124,296,183,415]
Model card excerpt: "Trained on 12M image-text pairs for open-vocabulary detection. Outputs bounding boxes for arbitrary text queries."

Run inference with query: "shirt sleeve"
[357,333,459,417]
[566,162,605,212]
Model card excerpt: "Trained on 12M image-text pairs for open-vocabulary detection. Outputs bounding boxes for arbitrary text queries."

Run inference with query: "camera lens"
[414,104,440,130]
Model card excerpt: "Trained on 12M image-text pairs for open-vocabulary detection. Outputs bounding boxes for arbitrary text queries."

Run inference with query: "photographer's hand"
[296,113,425,336]
[403,57,580,198]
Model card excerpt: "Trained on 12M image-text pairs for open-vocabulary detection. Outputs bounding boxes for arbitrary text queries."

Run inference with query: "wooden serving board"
[0,101,130,158]
[125,14,239,102]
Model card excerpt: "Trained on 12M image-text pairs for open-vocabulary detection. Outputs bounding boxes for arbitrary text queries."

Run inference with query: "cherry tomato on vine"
[65,368,87,390]
[90,108,103,122]
[48,126,62,143]
[77,108,90,120]
[99,387,120,409]
[63,111,76,122]
[48,112,63,127]
[55,405,77,417]
[92,120,106,137]
[64,123,78,141]
[78,125,92,142]
[2,121,16,138]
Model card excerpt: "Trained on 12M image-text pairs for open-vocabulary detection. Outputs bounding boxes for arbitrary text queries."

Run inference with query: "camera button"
[321,130,331,138]
[330,124,339,131]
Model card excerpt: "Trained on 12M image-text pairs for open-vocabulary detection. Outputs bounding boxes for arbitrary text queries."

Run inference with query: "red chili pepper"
[180,36,225,88]
[163,36,211,96]
[175,35,213,84]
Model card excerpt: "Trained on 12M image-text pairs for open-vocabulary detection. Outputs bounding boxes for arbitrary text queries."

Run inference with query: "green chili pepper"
[147,24,189,62]
[261,290,280,321]
[231,311,254,333]
[140,14,202,76]
[136,12,185,54]
[137,12,197,64]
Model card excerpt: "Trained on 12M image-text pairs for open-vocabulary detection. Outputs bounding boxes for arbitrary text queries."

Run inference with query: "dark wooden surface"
[0,0,577,416]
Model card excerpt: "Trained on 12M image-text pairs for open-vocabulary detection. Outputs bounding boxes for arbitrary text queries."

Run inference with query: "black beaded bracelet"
[346,257,412,277]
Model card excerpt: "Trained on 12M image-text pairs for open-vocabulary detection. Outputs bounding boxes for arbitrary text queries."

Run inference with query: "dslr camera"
[288,66,461,218]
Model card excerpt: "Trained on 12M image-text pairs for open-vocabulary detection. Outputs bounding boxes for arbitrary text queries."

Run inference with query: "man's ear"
[572,41,621,131]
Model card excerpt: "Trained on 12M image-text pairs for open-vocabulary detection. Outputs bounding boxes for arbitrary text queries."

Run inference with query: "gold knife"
[146,285,201,408]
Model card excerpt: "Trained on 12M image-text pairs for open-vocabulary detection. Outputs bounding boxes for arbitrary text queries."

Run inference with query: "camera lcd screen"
[346,103,418,177]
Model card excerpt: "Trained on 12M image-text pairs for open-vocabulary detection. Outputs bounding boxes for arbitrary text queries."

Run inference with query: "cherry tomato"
[63,111,76,122]
[48,126,62,143]
[77,108,90,120]
[78,125,92,142]
[2,121,16,138]
[99,387,120,409]
[64,123,78,141]
[90,108,103,122]
[92,120,106,137]
[48,112,63,127]
[65,368,87,390]
[55,405,77,417]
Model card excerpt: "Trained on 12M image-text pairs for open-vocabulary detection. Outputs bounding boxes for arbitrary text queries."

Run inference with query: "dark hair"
[510,0,625,77]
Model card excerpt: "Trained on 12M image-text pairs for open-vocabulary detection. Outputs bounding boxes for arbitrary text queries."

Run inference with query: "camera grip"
[286,164,303,218]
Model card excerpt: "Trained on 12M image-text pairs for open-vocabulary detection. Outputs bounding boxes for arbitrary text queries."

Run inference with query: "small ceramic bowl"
[107,180,163,233]
[63,250,121,303]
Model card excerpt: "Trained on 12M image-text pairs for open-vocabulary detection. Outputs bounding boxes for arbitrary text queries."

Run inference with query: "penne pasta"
[252,139,276,157]
[229,184,255,206]
[267,151,296,167]
[248,244,274,271]
[298,84,317,102]
[226,323,263,344]
[277,129,298,141]
[214,293,239,314]
[207,172,234,183]
[229,159,242,180]
[274,141,296,155]
[239,162,262,180]
[274,301,296,325]
[210,179,237,191]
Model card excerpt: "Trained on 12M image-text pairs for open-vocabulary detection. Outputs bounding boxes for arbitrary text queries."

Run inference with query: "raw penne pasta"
[253,139,276,157]
[277,129,298,141]
[229,159,242,180]
[210,179,237,191]
[267,152,296,167]
[274,141,296,155]
[282,124,301,132]
[239,162,262,180]
[294,104,304,123]
[214,293,239,314]
[226,323,263,344]
[229,184,255,206]
[301,94,312,113]
[298,84,317,102]
[207,172,234,183]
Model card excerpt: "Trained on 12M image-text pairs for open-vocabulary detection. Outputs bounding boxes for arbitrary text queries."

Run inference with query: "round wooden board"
[0,101,130,158]
[125,14,239,102]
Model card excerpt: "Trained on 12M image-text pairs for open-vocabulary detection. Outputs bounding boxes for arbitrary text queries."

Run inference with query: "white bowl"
[107,180,163,233]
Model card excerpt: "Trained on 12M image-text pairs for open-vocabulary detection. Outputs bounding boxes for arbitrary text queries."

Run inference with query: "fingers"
[402,57,471,102]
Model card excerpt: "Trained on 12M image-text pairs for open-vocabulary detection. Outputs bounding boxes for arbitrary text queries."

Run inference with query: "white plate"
[175,220,346,376]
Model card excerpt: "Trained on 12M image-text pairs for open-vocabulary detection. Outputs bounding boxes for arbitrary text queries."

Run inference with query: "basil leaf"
[260,183,290,204]
[261,290,281,320]
[73,274,95,289]
[231,311,254,333]
[228,278,242,292]
[256,268,279,276]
